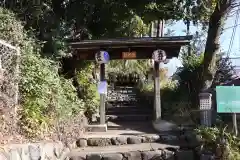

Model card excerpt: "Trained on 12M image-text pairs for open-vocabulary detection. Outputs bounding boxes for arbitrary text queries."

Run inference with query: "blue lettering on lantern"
[103,51,109,61]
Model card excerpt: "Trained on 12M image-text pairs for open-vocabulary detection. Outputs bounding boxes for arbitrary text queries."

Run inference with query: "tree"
[202,0,237,91]
[212,54,236,87]
[0,0,219,58]
[2,0,233,100]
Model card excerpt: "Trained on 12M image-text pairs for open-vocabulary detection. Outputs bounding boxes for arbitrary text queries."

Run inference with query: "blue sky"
[162,15,240,77]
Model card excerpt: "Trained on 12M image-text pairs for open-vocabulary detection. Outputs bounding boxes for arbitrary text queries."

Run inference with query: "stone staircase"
[0,128,204,160]
[66,84,207,160]
[69,86,195,159]
[106,85,153,123]
[106,106,152,122]
[68,85,201,160]
[69,143,178,160]
[66,125,204,160]
[0,85,207,160]
[67,114,205,160]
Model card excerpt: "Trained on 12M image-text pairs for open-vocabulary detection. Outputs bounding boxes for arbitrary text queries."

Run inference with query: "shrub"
[174,53,204,107]
[195,126,240,159]
[19,52,84,136]
[0,8,84,137]
[77,63,100,121]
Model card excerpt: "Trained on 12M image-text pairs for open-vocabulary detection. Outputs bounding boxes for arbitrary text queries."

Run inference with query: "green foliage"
[195,126,240,159]
[114,14,150,37]
[0,8,25,45]
[20,51,84,136]
[0,0,218,59]
[20,40,84,137]
[134,56,201,115]
[136,50,235,119]
[107,60,151,76]
[212,55,236,87]
[77,63,99,119]
[181,53,204,68]
[136,70,179,114]
[139,83,153,93]
[0,0,233,138]
[183,0,217,24]
[172,53,203,108]
[176,52,235,103]
[0,8,83,137]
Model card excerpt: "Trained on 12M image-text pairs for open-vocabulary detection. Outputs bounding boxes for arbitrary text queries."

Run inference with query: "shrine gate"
[69,36,192,131]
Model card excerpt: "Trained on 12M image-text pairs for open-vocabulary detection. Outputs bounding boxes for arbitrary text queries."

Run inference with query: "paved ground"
[85,121,158,138]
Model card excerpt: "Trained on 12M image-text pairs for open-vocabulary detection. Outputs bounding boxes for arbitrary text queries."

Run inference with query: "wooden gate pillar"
[152,49,166,120]
[154,61,161,120]
[95,51,109,126]
[100,63,106,124]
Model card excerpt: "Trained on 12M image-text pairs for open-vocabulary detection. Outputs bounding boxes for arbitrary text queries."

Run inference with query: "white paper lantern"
[152,49,167,62]
[95,51,110,64]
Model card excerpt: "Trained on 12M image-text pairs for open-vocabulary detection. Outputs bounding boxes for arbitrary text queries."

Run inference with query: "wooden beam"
[69,36,192,49]
[73,46,181,60]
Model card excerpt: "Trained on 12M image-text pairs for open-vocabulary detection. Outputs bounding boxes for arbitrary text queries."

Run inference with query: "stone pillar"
[199,93,212,127]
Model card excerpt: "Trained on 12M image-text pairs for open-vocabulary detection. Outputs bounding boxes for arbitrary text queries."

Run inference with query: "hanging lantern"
[152,49,167,62]
[95,51,110,64]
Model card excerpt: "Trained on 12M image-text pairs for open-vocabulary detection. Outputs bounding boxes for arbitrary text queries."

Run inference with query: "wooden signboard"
[122,51,136,59]
[216,86,240,113]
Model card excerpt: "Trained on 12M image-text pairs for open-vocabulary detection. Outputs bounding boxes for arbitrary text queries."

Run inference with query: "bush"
[174,53,204,107]
[77,63,100,121]
[19,52,84,136]
[136,75,179,115]
[0,8,84,137]
[195,126,240,159]
[136,52,235,123]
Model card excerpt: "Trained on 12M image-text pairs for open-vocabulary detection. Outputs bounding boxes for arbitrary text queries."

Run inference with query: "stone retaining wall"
[0,142,70,160]
[0,142,195,160]
[0,130,215,160]
[0,142,214,160]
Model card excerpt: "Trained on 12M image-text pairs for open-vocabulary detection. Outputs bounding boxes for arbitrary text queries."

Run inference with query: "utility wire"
[227,5,240,56]
[223,23,240,30]
[238,28,240,53]
[227,57,240,59]
[239,13,240,53]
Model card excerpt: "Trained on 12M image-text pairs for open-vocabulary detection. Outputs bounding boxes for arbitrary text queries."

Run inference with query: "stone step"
[76,134,161,147]
[77,131,199,148]
[85,124,108,132]
[68,143,180,160]
[69,131,199,159]
[107,105,152,109]
[107,101,138,106]
[106,114,152,122]
[0,142,196,160]
[106,107,152,115]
